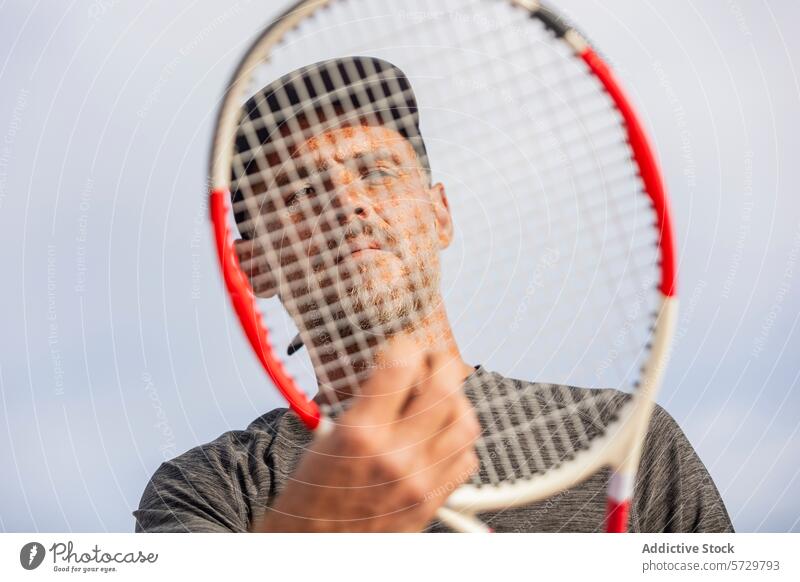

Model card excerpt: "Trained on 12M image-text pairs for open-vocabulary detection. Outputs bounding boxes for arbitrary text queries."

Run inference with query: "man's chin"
[347,290,411,326]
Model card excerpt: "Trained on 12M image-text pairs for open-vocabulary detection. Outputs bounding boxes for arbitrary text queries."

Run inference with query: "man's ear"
[233,239,278,298]
[429,182,454,249]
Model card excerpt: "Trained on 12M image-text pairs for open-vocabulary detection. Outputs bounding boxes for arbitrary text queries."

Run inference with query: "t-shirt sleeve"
[132,437,252,533]
[631,404,733,533]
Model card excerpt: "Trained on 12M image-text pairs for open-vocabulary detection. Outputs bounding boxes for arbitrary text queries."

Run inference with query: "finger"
[427,398,480,463]
[407,351,463,409]
[398,351,464,439]
[416,447,480,512]
[437,447,480,496]
[349,336,426,425]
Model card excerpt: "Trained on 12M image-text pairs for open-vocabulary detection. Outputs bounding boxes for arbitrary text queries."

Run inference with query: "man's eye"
[362,168,396,182]
[287,185,315,204]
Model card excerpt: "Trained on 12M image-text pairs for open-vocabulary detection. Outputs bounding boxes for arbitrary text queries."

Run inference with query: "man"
[134,57,732,533]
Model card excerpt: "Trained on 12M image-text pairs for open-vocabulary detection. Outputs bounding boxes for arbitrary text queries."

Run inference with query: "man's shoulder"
[477,366,683,427]
[479,366,732,532]
[475,366,690,470]
[473,365,633,417]
[476,364,624,392]
[134,407,307,532]
[160,407,305,472]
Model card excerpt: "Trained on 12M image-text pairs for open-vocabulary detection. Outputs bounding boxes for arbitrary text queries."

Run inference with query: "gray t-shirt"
[133,367,733,533]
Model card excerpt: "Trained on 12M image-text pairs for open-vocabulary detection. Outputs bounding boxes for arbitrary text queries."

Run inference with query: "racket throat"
[605,470,635,533]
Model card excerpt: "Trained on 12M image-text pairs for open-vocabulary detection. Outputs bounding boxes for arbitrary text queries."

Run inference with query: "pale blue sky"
[0,0,798,532]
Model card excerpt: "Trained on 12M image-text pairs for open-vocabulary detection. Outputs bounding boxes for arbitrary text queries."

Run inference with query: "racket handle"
[605,498,631,533]
[605,470,634,533]
[436,506,492,533]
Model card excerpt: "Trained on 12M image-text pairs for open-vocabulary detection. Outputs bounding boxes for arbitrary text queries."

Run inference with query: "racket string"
[465,372,627,482]
[226,0,665,486]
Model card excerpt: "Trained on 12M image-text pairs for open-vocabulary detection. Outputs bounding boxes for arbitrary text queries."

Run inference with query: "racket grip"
[605,470,634,532]
[605,498,631,533]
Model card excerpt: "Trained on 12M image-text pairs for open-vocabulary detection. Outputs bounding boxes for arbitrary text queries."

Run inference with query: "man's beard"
[292,257,440,401]
[283,247,438,360]
[277,215,441,399]
[309,252,439,336]
[298,218,438,331]
[345,261,423,326]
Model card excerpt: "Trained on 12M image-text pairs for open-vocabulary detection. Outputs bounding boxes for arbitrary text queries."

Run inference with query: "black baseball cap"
[232,56,430,209]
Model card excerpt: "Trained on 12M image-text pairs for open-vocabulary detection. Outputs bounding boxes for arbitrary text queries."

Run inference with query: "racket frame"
[208,0,678,532]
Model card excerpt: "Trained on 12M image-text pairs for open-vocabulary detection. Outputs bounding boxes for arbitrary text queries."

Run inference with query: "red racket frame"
[208,0,677,533]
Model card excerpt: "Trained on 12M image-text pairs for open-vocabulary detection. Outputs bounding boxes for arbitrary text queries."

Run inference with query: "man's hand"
[250,337,480,532]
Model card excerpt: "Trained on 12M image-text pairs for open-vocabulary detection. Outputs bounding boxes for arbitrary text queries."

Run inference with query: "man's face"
[256,124,452,351]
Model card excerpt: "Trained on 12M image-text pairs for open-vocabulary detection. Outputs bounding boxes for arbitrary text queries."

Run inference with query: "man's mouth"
[351,248,380,256]
[338,238,386,263]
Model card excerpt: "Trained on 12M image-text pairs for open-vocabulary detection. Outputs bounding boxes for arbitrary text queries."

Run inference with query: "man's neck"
[405,301,474,379]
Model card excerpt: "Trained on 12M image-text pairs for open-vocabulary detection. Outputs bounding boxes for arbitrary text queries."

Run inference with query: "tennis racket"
[208,0,677,533]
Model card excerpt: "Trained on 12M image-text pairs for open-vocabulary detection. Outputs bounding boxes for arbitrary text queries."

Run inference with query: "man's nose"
[330,168,369,224]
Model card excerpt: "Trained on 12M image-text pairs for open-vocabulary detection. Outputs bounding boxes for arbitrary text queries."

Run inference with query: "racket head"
[208,0,678,527]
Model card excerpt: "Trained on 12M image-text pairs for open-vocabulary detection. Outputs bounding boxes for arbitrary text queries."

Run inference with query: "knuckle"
[384,337,421,372]
[337,425,375,454]
[427,351,446,371]
[426,381,448,402]
[449,397,479,435]
[399,475,430,505]
[459,418,480,444]
[463,409,481,440]
[457,450,480,480]
[375,450,411,483]
[430,373,459,399]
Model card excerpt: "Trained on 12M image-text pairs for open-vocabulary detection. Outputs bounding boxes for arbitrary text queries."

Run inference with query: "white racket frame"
[208,0,678,533]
